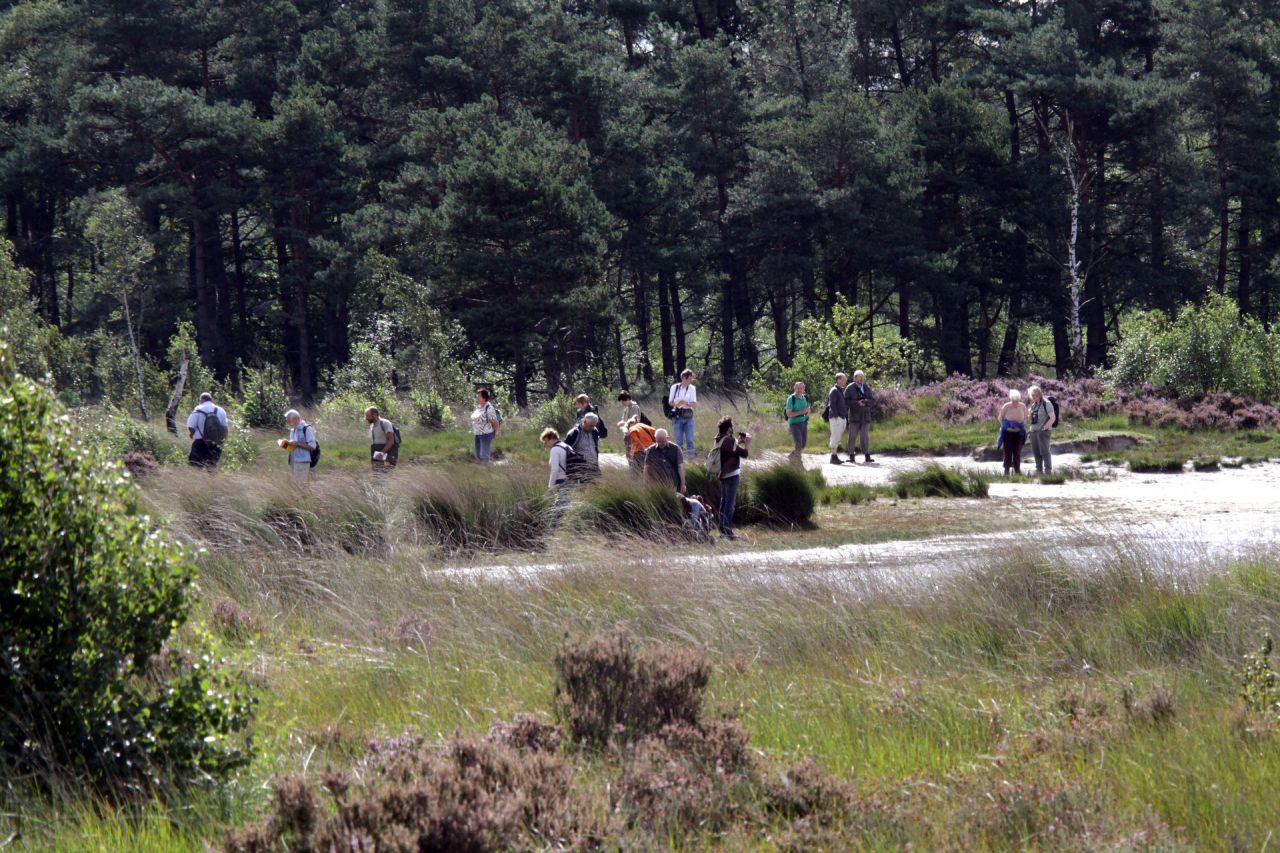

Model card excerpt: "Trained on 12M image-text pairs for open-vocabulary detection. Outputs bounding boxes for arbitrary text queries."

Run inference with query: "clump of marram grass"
[891,464,988,498]
[1127,454,1186,473]
[210,597,260,642]
[405,466,550,553]
[820,482,882,505]
[567,475,684,536]
[749,464,817,526]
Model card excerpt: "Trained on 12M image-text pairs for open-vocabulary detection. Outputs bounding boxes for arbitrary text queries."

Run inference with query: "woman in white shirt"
[470,387,501,463]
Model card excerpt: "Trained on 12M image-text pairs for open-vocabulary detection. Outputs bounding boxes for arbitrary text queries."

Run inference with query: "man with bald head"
[643,428,685,493]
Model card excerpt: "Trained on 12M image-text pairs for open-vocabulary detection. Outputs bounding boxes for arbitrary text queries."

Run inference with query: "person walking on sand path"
[281,409,317,486]
[844,370,874,464]
[785,381,811,464]
[186,392,228,469]
[366,406,399,472]
[470,388,501,463]
[826,373,849,465]
[668,369,698,458]
[1027,385,1057,475]
[997,389,1028,476]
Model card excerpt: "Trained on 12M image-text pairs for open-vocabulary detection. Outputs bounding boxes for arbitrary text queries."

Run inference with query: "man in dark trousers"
[843,369,875,464]
[826,372,849,465]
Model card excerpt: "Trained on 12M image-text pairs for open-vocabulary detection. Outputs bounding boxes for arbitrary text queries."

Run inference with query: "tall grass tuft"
[405,466,550,554]
[748,464,817,527]
[891,464,989,498]
[569,475,684,536]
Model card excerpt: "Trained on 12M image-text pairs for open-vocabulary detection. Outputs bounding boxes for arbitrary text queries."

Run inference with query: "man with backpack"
[667,369,698,458]
[825,373,849,465]
[643,428,685,493]
[365,406,399,472]
[541,427,578,528]
[1027,385,1058,475]
[186,392,228,469]
[281,409,318,486]
[574,394,599,424]
[785,381,811,464]
[562,412,607,482]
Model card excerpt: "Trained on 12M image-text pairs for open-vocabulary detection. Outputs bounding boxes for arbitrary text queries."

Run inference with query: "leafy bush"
[748,296,925,411]
[1108,295,1280,399]
[93,405,184,464]
[238,364,290,429]
[533,391,580,434]
[409,387,452,431]
[0,351,253,791]
[217,421,260,470]
[891,464,989,498]
[327,340,396,400]
[569,476,684,536]
[321,388,400,426]
[749,464,817,526]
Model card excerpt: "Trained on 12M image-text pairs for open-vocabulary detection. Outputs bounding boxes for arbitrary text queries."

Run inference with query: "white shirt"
[668,382,697,408]
[548,443,568,487]
[369,417,395,446]
[186,403,228,439]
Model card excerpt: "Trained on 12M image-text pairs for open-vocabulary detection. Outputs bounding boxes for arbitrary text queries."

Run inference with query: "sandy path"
[447,452,1280,589]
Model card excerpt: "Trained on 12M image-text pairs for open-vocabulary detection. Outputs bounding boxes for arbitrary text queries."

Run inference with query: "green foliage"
[819,483,881,505]
[165,322,213,416]
[408,388,452,431]
[1241,637,1279,716]
[407,468,550,553]
[532,392,580,434]
[748,464,817,527]
[327,341,396,402]
[238,364,291,429]
[891,465,989,499]
[0,347,253,790]
[93,405,184,465]
[749,297,923,411]
[321,389,400,426]
[1127,455,1186,473]
[1108,296,1280,398]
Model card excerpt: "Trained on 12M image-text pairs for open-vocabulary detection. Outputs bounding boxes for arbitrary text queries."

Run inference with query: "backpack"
[705,435,726,478]
[302,425,321,468]
[558,441,588,483]
[1045,396,1060,426]
[661,394,676,420]
[198,407,227,444]
[638,411,653,427]
[484,403,502,429]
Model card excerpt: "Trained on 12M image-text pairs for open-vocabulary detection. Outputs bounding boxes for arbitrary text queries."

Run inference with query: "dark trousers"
[371,444,398,472]
[188,439,221,468]
[718,474,741,536]
[1002,429,1026,474]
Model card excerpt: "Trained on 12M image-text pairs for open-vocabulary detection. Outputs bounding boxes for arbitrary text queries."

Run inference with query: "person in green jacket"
[785,381,811,464]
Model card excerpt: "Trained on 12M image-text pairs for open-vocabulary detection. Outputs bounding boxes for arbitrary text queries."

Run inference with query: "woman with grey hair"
[1027,385,1057,474]
[997,389,1028,476]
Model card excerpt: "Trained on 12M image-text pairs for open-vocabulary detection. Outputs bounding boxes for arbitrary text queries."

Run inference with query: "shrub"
[554,629,711,750]
[224,734,594,852]
[820,483,881,505]
[1192,456,1221,472]
[1241,636,1280,716]
[891,464,988,498]
[569,476,684,536]
[321,388,400,426]
[238,364,290,429]
[0,351,253,791]
[532,391,580,434]
[409,387,452,431]
[749,464,817,526]
[92,405,184,464]
[216,421,260,471]
[408,468,550,553]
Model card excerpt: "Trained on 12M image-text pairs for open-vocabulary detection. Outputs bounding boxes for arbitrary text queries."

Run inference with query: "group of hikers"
[183,367,1059,541]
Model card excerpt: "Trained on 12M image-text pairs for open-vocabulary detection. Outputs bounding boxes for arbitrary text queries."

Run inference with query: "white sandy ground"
[439,450,1280,590]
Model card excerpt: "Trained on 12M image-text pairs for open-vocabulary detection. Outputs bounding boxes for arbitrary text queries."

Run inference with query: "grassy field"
[10,400,1280,849]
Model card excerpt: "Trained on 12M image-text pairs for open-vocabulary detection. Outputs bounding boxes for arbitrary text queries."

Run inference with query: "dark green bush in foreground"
[892,464,989,499]
[0,349,253,792]
[748,464,817,526]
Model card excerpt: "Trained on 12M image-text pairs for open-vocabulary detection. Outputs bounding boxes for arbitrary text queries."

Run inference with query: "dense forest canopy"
[1,0,1278,407]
